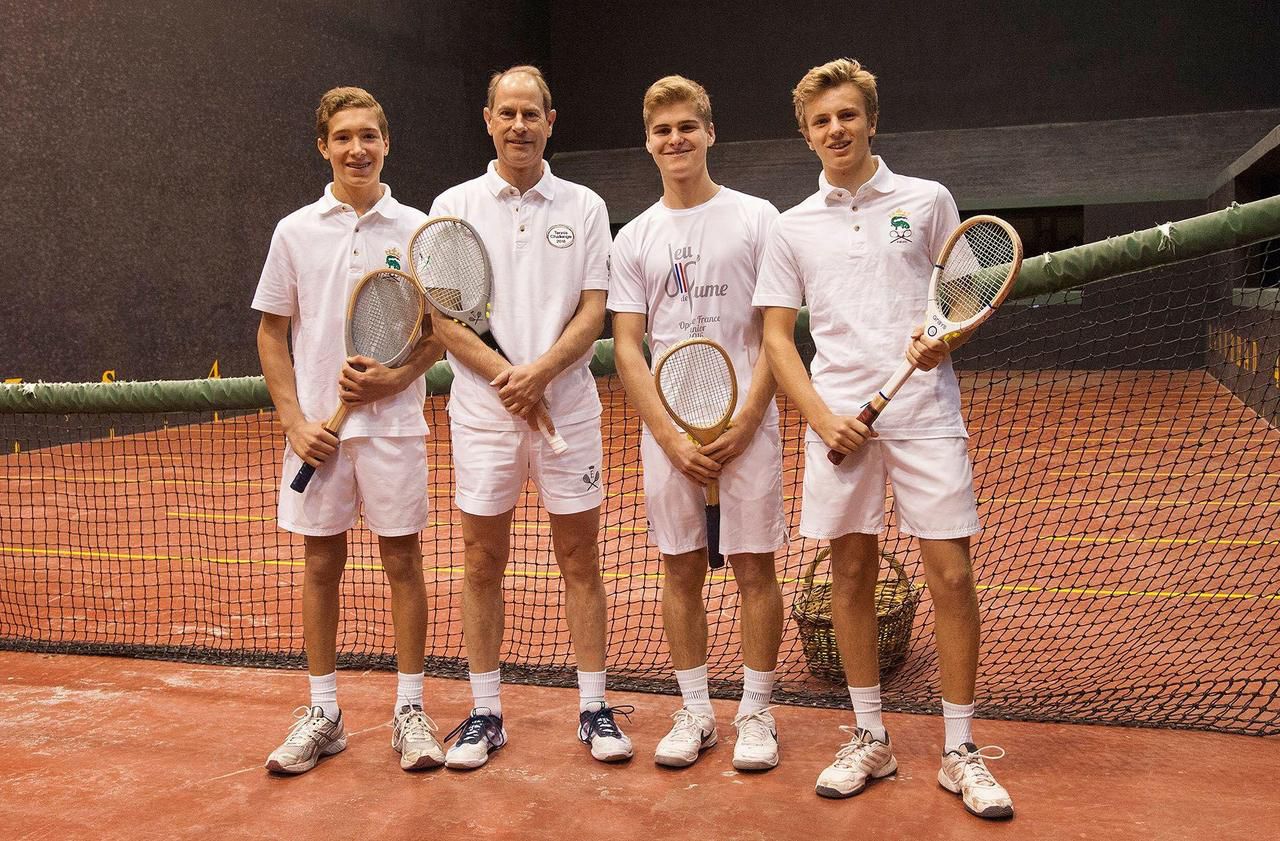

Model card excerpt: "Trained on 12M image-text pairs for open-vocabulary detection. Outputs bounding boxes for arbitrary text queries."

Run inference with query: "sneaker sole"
[732,754,779,772]
[937,771,1014,820]
[265,738,347,775]
[814,757,898,799]
[399,751,445,771]
[655,732,719,768]
[592,747,635,762]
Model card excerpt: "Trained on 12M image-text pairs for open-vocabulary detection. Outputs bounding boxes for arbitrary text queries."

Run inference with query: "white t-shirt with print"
[608,187,779,427]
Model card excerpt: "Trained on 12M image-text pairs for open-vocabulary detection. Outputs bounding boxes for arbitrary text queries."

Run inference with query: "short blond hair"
[315,86,388,141]
[792,58,878,130]
[487,64,553,113]
[642,75,713,129]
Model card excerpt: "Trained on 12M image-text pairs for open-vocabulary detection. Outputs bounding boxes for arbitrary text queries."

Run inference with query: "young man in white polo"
[755,59,1014,818]
[428,65,632,768]
[609,76,786,771]
[254,87,446,775]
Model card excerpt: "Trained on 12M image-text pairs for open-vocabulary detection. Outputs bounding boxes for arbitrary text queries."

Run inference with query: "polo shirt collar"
[817,156,896,202]
[483,160,557,201]
[319,183,399,218]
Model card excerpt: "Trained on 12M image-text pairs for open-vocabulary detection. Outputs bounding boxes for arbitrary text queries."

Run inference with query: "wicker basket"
[790,548,920,682]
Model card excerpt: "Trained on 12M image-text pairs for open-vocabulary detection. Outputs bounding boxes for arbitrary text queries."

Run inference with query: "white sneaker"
[654,708,718,767]
[814,726,897,798]
[265,706,347,775]
[938,743,1014,819]
[732,707,779,771]
[578,704,635,762]
[391,704,445,771]
[444,708,507,770]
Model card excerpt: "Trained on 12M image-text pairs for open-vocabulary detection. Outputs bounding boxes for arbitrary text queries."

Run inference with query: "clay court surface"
[1,651,1277,841]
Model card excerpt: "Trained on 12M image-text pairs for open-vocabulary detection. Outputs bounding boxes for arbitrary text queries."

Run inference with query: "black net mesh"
[2,239,1277,734]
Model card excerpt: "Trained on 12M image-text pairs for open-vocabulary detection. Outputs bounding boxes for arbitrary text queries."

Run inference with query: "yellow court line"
[1044,536,1279,547]
[976,583,1279,601]
[982,497,1280,507]
[1048,471,1266,478]
[167,511,274,523]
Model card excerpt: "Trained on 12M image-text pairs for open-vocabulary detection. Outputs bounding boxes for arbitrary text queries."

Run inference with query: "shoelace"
[579,704,635,741]
[732,707,776,746]
[954,745,1006,787]
[831,725,881,769]
[283,706,331,747]
[667,708,711,741]
[446,712,500,746]
[397,708,438,742]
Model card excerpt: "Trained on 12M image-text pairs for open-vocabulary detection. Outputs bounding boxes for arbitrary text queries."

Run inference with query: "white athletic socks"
[469,669,503,717]
[675,664,716,717]
[942,699,975,751]
[737,666,776,717]
[577,669,607,712]
[309,671,339,721]
[848,684,886,741]
[396,671,424,711]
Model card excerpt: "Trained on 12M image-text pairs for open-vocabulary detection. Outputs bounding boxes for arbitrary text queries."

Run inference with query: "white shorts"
[799,437,980,540]
[450,417,604,516]
[278,435,429,538]
[641,423,787,557]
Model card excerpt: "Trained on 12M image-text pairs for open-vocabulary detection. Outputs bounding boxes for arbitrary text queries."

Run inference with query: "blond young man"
[429,65,631,768]
[609,76,786,770]
[254,87,446,774]
[754,59,1014,818]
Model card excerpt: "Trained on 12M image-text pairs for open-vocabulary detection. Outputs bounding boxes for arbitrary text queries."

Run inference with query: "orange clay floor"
[0,650,1276,841]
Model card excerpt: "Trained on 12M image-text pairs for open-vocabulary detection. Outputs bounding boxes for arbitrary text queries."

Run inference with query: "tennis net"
[2,199,1278,735]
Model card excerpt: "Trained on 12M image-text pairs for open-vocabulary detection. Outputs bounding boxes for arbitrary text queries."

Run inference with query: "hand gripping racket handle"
[828,357,917,466]
[290,407,349,493]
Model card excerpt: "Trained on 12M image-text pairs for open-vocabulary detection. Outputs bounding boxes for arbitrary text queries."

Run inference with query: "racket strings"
[350,272,421,362]
[410,222,489,314]
[657,344,734,431]
[937,222,1018,322]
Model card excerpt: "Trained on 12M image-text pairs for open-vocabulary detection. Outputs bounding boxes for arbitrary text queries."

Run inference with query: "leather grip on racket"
[289,406,349,493]
[827,357,917,466]
[705,496,724,570]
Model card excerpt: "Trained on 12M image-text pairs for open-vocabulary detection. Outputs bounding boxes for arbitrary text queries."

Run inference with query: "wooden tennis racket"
[653,338,738,570]
[290,268,426,492]
[409,216,568,454]
[829,214,1023,465]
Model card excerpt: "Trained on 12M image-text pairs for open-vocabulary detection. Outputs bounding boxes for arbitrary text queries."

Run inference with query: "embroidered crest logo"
[889,210,912,244]
[581,464,601,491]
[384,247,403,270]
[547,224,575,248]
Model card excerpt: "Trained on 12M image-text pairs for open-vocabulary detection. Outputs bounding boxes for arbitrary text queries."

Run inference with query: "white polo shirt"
[608,187,779,427]
[429,161,611,430]
[753,158,966,439]
[251,184,429,439]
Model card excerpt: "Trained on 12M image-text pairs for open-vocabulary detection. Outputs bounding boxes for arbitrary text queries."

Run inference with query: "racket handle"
[290,462,317,493]
[705,499,724,570]
[827,404,882,466]
[544,429,569,454]
[538,398,569,454]
[827,357,918,465]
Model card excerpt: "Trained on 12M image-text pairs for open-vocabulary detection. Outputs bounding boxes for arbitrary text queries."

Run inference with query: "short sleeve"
[752,221,804,309]
[250,221,297,317]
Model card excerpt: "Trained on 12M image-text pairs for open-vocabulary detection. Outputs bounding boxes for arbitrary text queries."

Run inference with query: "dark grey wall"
[2,0,547,382]
[546,0,1280,151]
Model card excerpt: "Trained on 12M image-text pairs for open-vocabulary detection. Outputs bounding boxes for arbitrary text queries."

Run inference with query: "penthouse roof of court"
[553,109,1280,220]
